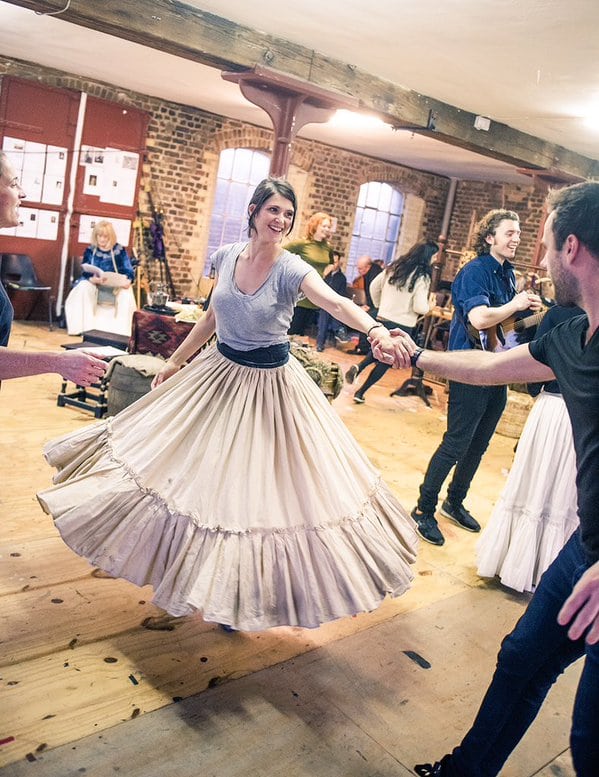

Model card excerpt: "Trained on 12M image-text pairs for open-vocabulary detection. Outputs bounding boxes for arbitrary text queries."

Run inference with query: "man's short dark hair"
[547,182,599,258]
[471,209,519,256]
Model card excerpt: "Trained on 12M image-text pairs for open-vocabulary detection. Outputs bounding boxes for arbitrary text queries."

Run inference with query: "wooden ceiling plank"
[4,0,598,179]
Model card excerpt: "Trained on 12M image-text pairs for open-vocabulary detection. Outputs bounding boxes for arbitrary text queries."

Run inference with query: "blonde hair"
[91,220,117,248]
[306,212,332,240]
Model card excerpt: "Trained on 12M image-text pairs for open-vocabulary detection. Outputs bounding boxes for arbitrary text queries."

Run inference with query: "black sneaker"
[353,393,365,404]
[414,761,447,777]
[440,500,481,532]
[334,328,351,343]
[414,754,453,776]
[411,508,445,546]
[345,365,359,384]
[414,762,444,776]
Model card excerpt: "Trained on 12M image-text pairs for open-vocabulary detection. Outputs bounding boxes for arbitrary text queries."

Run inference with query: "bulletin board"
[0,76,148,319]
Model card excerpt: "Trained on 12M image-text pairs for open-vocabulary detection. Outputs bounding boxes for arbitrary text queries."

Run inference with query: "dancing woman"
[38,178,418,631]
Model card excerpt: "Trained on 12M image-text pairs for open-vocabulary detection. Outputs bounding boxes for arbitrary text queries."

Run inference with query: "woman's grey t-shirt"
[210,242,313,350]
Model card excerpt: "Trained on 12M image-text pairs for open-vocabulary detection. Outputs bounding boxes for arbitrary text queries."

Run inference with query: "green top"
[284,239,330,309]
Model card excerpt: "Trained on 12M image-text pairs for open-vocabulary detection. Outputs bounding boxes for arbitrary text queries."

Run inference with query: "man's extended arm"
[0,348,107,385]
[371,328,554,385]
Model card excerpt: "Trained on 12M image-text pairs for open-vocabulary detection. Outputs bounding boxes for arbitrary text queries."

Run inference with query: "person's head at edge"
[306,212,333,242]
[542,181,599,307]
[356,255,373,277]
[0,151,26,230]
[91,220,118,252]
[472,208,520,263]
[247,178,297,239]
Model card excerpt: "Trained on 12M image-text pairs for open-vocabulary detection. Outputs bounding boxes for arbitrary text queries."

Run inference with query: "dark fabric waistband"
[217,340,290,368]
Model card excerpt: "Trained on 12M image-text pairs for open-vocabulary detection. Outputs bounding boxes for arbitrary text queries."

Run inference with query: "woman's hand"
[369,327,397,366]
[371,327,417,369]
[151,359,182,389]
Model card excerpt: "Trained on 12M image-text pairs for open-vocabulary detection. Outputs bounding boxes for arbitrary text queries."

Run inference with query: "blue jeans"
[418,381,507,513]
[447,531,599,776]
[316,309,344,350]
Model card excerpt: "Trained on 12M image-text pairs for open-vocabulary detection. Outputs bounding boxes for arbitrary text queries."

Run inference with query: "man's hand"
[58,351,107,386]
[558,560,599,644]
[370,327,417,369]
[513,290,543,312]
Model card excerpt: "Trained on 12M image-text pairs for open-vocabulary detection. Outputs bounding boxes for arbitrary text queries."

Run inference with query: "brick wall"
[1,57,547,297]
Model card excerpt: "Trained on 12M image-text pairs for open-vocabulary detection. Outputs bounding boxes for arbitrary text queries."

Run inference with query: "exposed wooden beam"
[4,0,598,180]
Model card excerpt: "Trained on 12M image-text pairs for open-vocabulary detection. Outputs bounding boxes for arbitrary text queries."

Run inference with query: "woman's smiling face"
[250,193,295,242]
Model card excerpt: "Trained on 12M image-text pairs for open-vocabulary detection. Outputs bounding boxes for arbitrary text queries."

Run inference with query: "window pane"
[231,148,252,182]
[360,208,375,239]
[364,181,381,208]
[348,181,404,277]
[390,188,404,215]
[374,209,389,238]
[377,183,392,212]
[204,149,269,274]
[386,214,401,242]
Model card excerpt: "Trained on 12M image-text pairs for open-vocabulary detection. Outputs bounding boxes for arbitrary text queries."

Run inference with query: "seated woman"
[65,220,137,336]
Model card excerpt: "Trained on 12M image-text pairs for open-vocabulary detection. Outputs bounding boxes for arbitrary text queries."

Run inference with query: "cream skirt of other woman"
[38,347,418,631]
[476,391,579,593]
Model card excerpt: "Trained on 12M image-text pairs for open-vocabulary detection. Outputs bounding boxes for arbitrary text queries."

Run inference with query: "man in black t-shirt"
[373,181,599,777]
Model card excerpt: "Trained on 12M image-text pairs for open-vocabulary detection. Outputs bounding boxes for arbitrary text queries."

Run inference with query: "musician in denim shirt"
[411,209,542,546]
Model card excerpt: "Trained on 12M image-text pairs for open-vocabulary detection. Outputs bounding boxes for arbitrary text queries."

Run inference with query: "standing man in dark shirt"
[374,181,599,777]
[411,210,542,546]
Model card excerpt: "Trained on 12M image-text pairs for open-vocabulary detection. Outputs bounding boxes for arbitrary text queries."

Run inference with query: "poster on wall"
[2,136,25,172]
[100,147,139,207]
[78,214,131,247]
[42,145,68,204]
[36,210,60,241]
[5,207,61,240]
[2,137,66,206]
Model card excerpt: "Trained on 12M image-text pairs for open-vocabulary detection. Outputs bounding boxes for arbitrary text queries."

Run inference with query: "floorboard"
[0,322,576,775]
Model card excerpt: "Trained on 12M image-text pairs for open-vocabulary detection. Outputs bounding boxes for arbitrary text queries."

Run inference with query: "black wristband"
[410,348,424,368]
[367,323,385,337]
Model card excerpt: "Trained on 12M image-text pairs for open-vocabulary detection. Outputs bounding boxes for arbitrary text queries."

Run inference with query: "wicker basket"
[290,343,343,401]
[495,389,534,439]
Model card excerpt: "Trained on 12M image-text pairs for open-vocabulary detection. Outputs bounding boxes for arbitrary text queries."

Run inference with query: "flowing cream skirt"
[38,347,418,630]
[476,391,579,593]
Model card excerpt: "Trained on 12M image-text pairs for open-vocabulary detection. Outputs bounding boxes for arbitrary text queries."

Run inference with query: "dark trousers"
[417,381,507,513]
[446,531,599,776]
[288,305,318,336]
[316,309,344,350]
[355,321,413,397]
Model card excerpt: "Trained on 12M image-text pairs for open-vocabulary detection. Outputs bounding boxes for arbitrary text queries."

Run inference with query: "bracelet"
[410,348,424,368]
[367,323,385,337]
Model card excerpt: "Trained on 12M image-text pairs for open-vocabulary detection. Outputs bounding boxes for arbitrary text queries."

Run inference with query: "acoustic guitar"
[468,308,548,352]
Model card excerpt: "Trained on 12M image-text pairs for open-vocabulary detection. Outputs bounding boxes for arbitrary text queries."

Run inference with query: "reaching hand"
[59,351,107,386]
[151,359,181,389]
[370,327,417,369]
[558,560,599,644]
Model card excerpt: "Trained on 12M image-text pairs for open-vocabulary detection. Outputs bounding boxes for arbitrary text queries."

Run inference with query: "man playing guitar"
[411,209,542,546]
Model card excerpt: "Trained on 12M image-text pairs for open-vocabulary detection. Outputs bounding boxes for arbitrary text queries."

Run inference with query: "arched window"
[347,181,404,280]
[204,148,270,274]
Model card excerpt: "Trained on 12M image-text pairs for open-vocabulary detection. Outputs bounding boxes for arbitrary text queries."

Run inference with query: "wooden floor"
[0,322,578,776]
